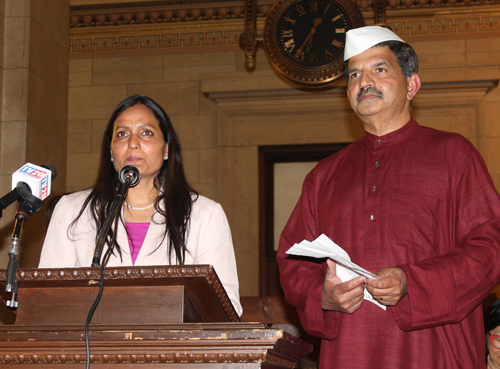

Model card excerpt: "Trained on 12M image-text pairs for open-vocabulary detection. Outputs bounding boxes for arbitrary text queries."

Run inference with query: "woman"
[39,95,242,316]
[485,299,500,368]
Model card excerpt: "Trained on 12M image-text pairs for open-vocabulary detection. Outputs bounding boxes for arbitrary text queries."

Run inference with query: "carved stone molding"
[68,0,500,57]
[69,0,499,28]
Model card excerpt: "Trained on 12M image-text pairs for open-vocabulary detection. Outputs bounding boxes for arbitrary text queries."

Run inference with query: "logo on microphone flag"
[12,163,52,200]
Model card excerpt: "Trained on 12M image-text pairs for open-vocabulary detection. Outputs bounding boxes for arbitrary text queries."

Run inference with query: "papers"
[286,234,386,310]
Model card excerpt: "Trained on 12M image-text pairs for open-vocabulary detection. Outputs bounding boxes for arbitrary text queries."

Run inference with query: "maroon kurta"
[277,119,500,368]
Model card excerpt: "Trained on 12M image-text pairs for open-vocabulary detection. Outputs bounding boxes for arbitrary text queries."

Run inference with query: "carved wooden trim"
[3,264,212,282]
[0,352,266,364]
[0,265,240,323]
[0,323,313,366]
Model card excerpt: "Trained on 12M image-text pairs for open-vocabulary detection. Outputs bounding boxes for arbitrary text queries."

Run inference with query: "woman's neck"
[123,182,159,223]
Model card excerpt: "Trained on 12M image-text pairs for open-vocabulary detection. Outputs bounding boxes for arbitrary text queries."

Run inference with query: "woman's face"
[110,104,168,183]
[489,326,500,367]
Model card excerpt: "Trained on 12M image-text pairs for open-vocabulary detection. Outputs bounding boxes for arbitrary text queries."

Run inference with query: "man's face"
[346,46,411,124]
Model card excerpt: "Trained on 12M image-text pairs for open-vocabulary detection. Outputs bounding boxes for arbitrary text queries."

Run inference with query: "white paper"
[286,234,386,310]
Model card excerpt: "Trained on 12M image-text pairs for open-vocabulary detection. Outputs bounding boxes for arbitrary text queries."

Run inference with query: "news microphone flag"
[12,163,52,201]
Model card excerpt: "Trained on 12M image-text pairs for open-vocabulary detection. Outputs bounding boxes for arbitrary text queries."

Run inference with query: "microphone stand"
[5,202,31,308]
[91,178,133,267]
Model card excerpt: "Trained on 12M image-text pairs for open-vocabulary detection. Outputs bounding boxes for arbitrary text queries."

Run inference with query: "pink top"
[125,222,149,265]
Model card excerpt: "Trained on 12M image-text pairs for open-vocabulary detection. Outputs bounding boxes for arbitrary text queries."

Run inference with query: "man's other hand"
[365,267,408,306]
[322,259,366,314]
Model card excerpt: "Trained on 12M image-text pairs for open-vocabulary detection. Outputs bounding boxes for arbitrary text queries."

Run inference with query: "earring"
[164,155,168,160]
[111,157,114,162]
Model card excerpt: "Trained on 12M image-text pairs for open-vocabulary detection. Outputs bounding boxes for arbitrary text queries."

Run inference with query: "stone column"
[0,0,69,271]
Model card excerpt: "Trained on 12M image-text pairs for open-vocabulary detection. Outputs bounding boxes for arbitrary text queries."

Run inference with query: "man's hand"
[365,268,408,306]
[322,259,366,314]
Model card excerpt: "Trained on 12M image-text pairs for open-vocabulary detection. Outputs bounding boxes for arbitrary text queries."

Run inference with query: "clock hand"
[295,18,323,59]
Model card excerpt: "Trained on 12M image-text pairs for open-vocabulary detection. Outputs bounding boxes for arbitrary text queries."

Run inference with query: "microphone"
[119,164,140,187]
[0,163,57,218]
[91,165,140,267]
[4,164,57,308]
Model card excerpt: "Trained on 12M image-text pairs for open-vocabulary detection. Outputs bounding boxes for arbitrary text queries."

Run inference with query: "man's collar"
[362,118,419,147]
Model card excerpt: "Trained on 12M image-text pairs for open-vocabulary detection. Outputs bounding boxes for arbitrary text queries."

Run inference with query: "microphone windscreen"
[41,164,57,181]
[119,165,141,187]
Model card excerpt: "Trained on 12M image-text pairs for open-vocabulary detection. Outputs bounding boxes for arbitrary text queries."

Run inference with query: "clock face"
[264,0,364,86]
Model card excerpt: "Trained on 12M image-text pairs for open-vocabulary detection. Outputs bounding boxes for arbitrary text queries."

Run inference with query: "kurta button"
[372,186,377,192]
[377,140,383,144]
[375,161,380,167]
[370,215,375,220]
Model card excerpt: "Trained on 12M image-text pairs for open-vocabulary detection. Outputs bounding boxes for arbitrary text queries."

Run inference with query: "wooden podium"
[0,265,312,368]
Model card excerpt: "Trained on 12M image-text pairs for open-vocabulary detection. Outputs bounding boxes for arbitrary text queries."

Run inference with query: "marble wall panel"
[164,51,236,68]
[199,148,218,184]
[93,54,163,70]
[25,123,66,194]
[29,18,69,95]
[4,0,27,17]
[127,82,200,116]
[0,121,25,174]
[69,70,92,86]
[31,0,70,47]
[3,16,28,69]
[70,58,91,73]
[164,65,236,83]
[91,118,108,153]
[193,182,218,202]
[418,52,467,65]
[225,146,259,295]
[92,55,164,85]
[27,70,67,143]
[68,85,127,120]
[419,65,498,83]
[169,114,217,149]
[2,67,28,122]
[69,59,92,86]
[484,101,500,137]
[220,107,361,147]
[484,137,500,173]
[68,119,92,153]
[0,175,16,251]
[467,51,500,64]
[412,39,466,55]
[182,149,200,184]
[466,37,500,53]
[66,152,100,190]
[200,93,217,115]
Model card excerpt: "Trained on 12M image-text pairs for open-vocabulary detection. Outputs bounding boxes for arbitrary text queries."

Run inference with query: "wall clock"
[264,0,364,87]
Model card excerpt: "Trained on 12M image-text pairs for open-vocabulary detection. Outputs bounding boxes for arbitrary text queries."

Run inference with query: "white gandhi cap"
[344,26,405,61]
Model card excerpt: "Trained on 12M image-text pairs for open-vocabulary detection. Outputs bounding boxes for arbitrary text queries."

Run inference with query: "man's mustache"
[357,87,383,102]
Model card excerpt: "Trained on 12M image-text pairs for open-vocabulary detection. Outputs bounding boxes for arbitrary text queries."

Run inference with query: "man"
[277,26,500,368]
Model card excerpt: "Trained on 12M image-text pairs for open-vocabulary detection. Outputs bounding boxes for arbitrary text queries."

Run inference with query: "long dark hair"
[71,95,198,264]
